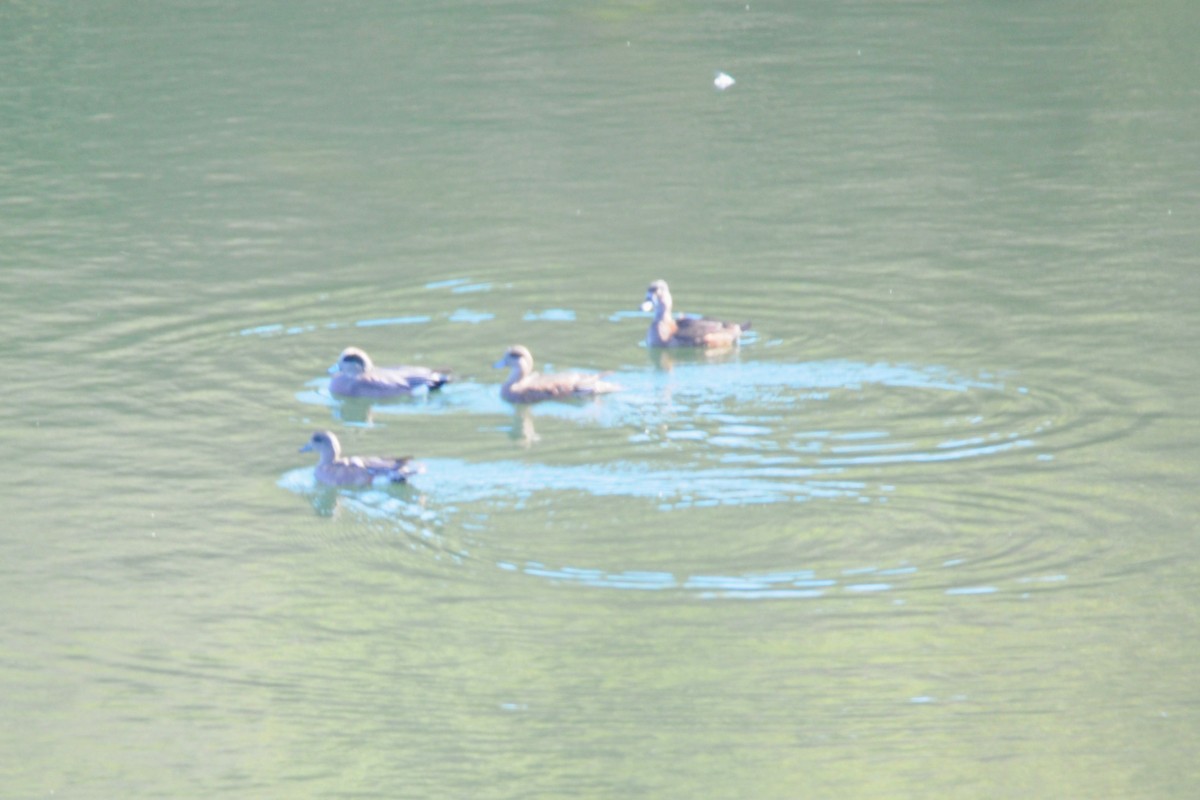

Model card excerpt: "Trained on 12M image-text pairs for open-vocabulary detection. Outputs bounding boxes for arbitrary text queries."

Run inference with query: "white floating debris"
[714,71,735,91]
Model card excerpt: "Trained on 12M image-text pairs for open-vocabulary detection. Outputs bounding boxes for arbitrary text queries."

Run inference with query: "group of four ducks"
[299,280,749,487]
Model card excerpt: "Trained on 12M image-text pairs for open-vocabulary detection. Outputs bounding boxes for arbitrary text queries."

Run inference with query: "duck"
[641,279,748,348]
[493,345,621,403]
[328,346,451,398]
[299,430,423,487]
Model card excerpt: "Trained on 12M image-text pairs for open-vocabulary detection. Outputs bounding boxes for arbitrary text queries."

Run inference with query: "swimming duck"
[299,430,423,486]
[493,345,621,403]
[328,347,451,398]
[641,279,748,348]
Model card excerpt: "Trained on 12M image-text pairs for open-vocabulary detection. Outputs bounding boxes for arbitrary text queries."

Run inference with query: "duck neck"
[504,364,527,388]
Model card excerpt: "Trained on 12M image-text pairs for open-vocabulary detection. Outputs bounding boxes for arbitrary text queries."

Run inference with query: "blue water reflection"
[283,347,1073,601]
[297,358,1007,413]
[279,462,1072,602]
[295,357,1054,474]
[489,557,1068,601]
[406,457,867,508]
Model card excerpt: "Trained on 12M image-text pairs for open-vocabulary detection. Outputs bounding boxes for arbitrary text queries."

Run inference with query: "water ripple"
[489,554,1074,602]
[293,358,1104,479]
[278,456,1094,608]
[281,352,1135,606]
[280,464,1078,602]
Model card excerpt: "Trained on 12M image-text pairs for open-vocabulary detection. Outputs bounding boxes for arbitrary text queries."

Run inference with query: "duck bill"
[492,359,507,369]
[299,442,314,453]
[327,363,339,375]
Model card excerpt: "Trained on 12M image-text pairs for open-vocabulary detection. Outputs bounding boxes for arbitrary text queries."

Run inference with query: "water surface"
[2,2,1198,798]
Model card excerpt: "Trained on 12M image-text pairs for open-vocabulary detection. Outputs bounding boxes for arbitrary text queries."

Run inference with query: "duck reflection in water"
[331,396,378,425]
[303,482,431,519]
[306,484,342,517]
[506,405,540,448]
[648,344,742,373]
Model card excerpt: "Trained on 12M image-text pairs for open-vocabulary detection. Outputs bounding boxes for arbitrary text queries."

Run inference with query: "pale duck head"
[493,345,534,379]
[300,430,342,464]
[330,347,374,377]
[641,279,673,314]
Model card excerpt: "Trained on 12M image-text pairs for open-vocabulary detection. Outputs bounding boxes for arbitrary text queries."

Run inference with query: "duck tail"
[389,459,424,482]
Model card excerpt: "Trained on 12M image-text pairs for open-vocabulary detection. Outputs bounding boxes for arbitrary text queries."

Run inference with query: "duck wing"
[378,365,452,389]
[352,455,424,482]
[673,315,746,347]
[570,373,621,397]
[523,372,621,401]
[333,366,451,397]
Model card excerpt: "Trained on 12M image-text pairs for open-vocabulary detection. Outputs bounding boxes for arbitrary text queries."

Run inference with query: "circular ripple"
[276,316,1142,603]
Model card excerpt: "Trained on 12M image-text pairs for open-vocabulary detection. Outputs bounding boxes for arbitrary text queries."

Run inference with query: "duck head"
[493,345,534,379]
[300,430,342,464]
[641,279,673,314]
[330,347,374,377]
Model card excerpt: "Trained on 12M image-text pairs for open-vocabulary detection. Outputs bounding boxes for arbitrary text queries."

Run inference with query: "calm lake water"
[3,2,1198,797]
